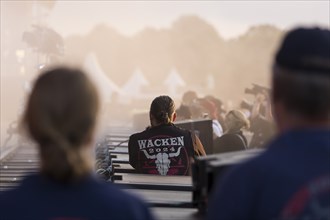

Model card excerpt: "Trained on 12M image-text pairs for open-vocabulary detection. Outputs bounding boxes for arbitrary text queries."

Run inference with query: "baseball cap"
[275,27,330,75]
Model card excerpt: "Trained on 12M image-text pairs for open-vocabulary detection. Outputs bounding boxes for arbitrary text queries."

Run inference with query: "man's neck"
[278,117,330,133]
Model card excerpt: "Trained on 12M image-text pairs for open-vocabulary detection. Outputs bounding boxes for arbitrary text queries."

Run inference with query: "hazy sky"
[47,1,330,39]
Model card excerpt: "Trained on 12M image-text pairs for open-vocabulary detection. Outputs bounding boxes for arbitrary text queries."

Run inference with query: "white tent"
[121,67,149,98]
[164,67,186,96]
[206,73,215,90]
[83,53,122,102]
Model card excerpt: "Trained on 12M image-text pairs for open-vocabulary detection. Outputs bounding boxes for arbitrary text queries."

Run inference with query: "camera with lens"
[244,83,270,96]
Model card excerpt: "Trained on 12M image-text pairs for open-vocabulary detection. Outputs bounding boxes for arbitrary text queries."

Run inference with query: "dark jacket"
[207,129,330,220]
[213,130,248,154]
[128,123,205,175]
[0,173,154,220]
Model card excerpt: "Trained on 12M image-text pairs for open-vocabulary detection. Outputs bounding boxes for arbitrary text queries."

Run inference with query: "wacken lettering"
[138,136,184,150]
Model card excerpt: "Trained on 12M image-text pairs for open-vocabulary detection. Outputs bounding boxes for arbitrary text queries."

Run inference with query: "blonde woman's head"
[225,109,250,132]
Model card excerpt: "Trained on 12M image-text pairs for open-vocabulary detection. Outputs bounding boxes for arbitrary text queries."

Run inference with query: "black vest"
[213,130,248,154]
[128,124,194,175]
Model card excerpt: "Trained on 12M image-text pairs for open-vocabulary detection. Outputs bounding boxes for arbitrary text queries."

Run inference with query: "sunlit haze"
[48,1,330,39]
[1,0,329,154]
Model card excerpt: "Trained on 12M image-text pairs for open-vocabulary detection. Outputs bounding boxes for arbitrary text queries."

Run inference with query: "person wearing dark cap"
[129,95,206,176]
[207,27,330,220]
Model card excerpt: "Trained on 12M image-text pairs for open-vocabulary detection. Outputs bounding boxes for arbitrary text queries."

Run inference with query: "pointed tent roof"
[164,68,186,86]
[121,67,149,97]
[83,53,122,101]
[164,67,186,96]
[206,73,215,90]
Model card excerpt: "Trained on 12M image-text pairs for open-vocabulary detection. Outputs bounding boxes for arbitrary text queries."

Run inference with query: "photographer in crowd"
[244,84,276,148]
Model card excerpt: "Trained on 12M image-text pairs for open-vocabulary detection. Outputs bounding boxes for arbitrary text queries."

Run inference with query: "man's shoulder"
[99,181,145,203]
[97,181,153,216]
[0,177,153,220]
[130,125,191,139]
[0,174,40,206]
[129,130,148,140]
[170,124,192,134]
[226,128,330,177]
[222,148,275,181]
[0,187,20,204]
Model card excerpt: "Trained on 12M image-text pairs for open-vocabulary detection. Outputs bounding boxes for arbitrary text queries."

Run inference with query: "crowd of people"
[175,85,275,153]
[0,26,329,220]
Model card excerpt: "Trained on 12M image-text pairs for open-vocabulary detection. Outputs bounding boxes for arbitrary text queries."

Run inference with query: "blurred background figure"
[178,91,225,140]
[197,97,224,139]
[213,109,249,153]
[205,95,227,131]
[177,90,199,120]
[0,66,154,220]
[181,90,198,107]
[242,84,276,148]
[175,104,192,121]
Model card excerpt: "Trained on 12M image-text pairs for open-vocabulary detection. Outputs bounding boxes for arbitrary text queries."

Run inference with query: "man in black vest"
[129,95,206,175]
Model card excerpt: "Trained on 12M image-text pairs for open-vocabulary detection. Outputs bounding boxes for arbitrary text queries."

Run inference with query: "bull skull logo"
[142,146,182,175]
